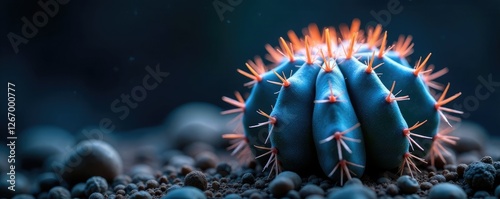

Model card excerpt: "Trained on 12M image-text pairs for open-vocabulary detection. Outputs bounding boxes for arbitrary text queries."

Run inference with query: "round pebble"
[12,194,35,199]
[345,178,362,186]
[88,192,105,199]
[71,183,86,198]
[299,184,324,198]
[194,152,218,170]
[162,187,207,199]
[276,171,302,189]
[386,184,399,196]
[305,195,324,199]
[428,183,466,199]
[430,174,446,183]
[61,140,122,185]
[473,190,490,198]
[113,175,132,186]
[146,180,159,189]
[269,176,294,198]
[211,181,220,190]
[254,179,265,189]
[184,171,208,191]
[444,172,458,181]
[114,184,126,192]
[457,164,469,177]
[494,161,500,170]
[48,186,71,199]
[376,177,390,184]
[224,193,242,199]
[495,185,500,198]
[250,192,263,199]
[216,163,232,177]
[85,176,109,196]
[327,184,376,199]
[420,182,433,190]
[132,173,155,183]
[444,164,457,172]
[241,173,255,184]
[286,190,300,199]
[396,175,419,194]
[130,191,152,199]
[126,183,138,193]
[480,156,493,164]
[37,172,61,192]
[464,161,496,190]
[116,190,126,195]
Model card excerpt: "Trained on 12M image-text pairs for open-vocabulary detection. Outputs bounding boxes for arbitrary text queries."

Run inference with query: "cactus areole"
[222,19,462,185]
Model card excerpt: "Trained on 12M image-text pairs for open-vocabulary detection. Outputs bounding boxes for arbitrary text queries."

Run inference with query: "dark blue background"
[1,0,499,136]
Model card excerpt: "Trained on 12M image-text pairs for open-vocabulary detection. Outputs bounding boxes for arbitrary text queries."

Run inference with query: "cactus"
[222,19,462,184]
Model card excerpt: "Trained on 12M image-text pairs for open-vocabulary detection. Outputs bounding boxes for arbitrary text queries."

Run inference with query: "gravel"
[11,124,500,199]
[184,171,208,191]
[428,183,466,199]
[396,175,419,194]
[464,161,497,190]
[85,176,109,196]
[269,176,295,198]
[48,186,71,199]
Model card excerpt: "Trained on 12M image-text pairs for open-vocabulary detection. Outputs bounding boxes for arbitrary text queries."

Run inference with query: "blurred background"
[1,0,499,137]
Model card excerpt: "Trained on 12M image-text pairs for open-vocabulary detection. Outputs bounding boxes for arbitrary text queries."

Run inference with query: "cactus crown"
[222,19,462,185]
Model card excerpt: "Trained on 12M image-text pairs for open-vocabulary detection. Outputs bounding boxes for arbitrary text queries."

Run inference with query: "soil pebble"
[88,192,105,199]
[464,161,496,190]
[241,173,255,184]
[457,163,468,177]
[70,183,86,198]
[12,194,35,199]
[345,178,362,186]
[396,175,419,194]
[194,151,218,170]
[129,190,152,199]
[85,176,109,196]
[216,163,232,177]
[430,174,446,183]
[428,183,466,199]
[162,186,207,199]
[386,184,399,196]
[224,193,242,199]
[48,186,71,199]
[269,176,295,198]
[327,184,376,199]
[184,171,208,191]
[299,184,324,198]
[60,140,122,185]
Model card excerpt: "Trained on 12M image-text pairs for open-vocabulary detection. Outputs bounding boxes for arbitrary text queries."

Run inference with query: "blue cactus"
[222,19,462,185]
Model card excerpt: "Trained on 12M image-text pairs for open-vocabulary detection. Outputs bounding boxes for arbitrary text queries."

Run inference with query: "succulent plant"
[222,19,462,184]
